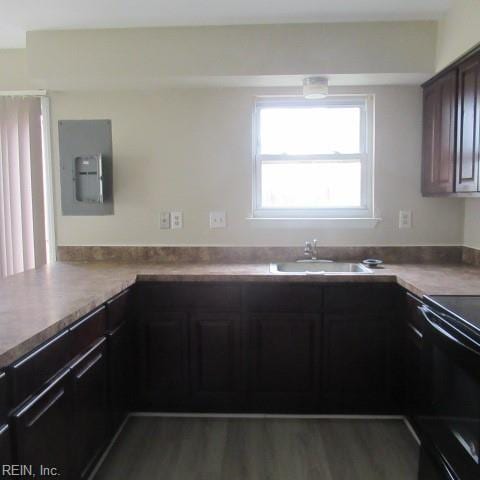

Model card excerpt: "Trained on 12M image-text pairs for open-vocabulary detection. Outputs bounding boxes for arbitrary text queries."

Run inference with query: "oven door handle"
[419,305,480,357]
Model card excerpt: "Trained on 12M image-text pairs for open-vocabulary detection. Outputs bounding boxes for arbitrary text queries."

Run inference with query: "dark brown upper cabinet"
[456,53,480,192]
[422,70,457,195]
[422,45,480,197]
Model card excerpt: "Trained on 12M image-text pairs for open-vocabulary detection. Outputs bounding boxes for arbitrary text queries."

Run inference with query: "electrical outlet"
[399,210,412,229]
[209,211,226,228]
[171,211,183,229]
[159,212,171,229]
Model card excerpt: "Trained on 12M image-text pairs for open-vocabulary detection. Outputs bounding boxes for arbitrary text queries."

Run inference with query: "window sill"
[246,217,382,229]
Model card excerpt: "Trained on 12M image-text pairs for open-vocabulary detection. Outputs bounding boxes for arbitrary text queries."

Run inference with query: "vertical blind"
[0,96,47,278]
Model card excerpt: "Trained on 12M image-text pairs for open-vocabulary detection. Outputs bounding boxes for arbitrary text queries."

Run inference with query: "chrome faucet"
[304,239,318,260]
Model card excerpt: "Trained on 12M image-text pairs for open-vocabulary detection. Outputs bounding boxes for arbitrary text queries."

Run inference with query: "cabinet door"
[71,338,108,480]
[0,424,12,464]
[139,312,189,410]
[323,313,392,413]
[107,321,132,433]
[248,313,320,412]
[422,70,457,195]
[456,54,480,192]
[190,312,244,411]
[11,369,72,478]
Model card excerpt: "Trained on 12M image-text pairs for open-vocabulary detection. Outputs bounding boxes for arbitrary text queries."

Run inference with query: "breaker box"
[59,119,113,215]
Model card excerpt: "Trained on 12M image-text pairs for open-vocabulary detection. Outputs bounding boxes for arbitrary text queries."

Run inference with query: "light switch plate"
[399,210,412,229]
[171,211,183,229]
[209,211,227,228]
[159,212,171,229]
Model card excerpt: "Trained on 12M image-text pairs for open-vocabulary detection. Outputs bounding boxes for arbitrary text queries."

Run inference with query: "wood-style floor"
[93,417,419,480]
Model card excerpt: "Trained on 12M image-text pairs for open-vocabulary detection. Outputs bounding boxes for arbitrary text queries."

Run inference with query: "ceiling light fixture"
[303,77,329,99]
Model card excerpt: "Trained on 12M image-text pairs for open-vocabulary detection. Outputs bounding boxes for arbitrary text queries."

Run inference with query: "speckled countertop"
[1,261,480,369]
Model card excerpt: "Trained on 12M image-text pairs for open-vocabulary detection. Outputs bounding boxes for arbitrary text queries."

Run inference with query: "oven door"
[418,305,480,480]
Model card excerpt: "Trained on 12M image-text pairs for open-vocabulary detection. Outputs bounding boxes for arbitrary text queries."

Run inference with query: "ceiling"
[0,0,450,48]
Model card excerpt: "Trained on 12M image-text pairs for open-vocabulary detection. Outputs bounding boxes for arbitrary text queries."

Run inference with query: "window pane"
[261,162,362,209]
[259,107,361,155]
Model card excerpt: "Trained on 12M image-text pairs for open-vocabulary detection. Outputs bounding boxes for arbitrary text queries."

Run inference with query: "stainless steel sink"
[270,260,372,274]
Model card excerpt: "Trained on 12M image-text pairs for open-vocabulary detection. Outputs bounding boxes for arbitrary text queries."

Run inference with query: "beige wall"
[463,206,480,247]
[51,86,465,247]
[0,49,31,90]
[27,22,436,90]
[0,21,469,248]
[436,0,480,248]
[464,201,480,248]
[436,0,480,71]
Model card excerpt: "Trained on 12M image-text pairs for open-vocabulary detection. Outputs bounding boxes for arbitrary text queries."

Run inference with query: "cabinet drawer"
[187,284,241,312]
[246,284,322,313]
[137,283,187,311]
[139,283,241,312]
[70,306,107,357]
[0,371,8,424]
[0,423,12,464]
[11,368,71,477]
[324,284,397,313]
[71,338,108,480]
[10,329,70,405]
[106,289,130,331]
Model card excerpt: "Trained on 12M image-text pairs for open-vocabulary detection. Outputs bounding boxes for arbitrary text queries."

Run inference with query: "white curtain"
[0,96,47,278]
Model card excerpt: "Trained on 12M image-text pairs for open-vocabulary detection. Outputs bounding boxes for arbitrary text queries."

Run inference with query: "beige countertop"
[1,261,480,369]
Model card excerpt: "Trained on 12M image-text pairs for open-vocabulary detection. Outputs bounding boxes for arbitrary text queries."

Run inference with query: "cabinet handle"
[75,353,103,380]
[70,306,104,331]
[419,305,480,357]
[26,389,64,428]
[408,323,423,339]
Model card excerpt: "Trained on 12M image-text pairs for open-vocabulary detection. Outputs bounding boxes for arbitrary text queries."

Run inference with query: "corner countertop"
[1,261,480,369]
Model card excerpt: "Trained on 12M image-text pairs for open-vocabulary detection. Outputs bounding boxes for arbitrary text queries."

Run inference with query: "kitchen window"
[253,96,374,219]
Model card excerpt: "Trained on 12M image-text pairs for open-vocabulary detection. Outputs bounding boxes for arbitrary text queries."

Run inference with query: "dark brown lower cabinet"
[107,321,132,433]
[0,423,12,464]
[190,312,244,411]
[139,312,190,410]
[70,338,108,480]
[248,313,321,412]
[11,368,72,478]
[323,313,393,413]
[0,371,8,426]
[135,283,402,414]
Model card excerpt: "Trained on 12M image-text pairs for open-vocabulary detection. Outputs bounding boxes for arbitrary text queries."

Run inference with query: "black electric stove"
[418,295,480,480]
[424,295,480,342]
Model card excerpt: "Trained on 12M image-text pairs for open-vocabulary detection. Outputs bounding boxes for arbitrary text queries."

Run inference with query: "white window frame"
[252,95,374,219]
